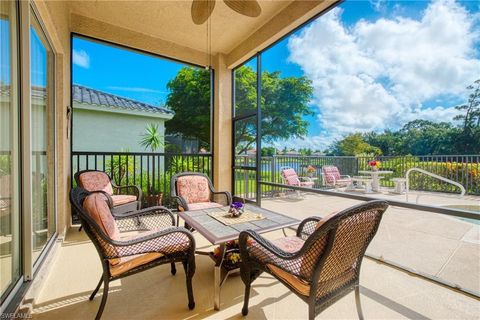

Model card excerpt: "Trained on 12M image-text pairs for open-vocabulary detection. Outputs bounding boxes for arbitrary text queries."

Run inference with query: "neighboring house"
[72,84,174,152]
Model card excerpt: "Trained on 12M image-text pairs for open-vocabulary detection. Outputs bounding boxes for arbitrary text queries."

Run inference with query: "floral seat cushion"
[111,194,137,206]
[79,171,114,195]
[177,175,211,204]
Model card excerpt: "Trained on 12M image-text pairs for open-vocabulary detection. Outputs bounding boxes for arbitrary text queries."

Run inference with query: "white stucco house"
[72,84,174,152]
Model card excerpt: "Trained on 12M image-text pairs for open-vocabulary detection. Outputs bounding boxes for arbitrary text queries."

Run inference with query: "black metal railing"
[71,151,213,207]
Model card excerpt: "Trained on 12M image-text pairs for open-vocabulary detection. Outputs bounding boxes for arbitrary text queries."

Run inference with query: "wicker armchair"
[239,200,388,320]
[70,187,196,320]
[74,170,142,215]
[170,172,232,212]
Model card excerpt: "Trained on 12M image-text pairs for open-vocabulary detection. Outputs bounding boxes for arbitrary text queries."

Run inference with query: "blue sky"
[73,37,186,106]
[73,0,480,150]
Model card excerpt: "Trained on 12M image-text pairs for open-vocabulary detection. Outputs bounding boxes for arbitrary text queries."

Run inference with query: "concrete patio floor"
[31,201,479,320]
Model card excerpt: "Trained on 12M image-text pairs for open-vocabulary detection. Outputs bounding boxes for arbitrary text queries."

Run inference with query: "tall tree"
[454,79,480,130]
[329,133,382,156]
[234,66,314,154]
[165,67,211,148]
[453,79,480,153]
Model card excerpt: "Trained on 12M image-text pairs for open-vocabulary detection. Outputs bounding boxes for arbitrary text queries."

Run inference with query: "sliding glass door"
[30,9,56,263]
[0,0,21,300]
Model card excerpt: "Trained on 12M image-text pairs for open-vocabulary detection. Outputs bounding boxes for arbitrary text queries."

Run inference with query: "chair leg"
[183,261,195,310]
[171,262,177,275]
[89,276,103,300]
[78,225,83,232]
[242,283,251,316]
[95,278,109,320]
[308,305,315,320]
[355,285,364,320]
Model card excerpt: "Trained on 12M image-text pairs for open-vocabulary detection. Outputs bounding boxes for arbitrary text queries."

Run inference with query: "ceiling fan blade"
[224,0,261,18]
[191,0,216,25]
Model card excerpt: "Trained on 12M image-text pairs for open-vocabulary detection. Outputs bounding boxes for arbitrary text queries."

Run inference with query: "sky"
[73,37,186,106]
[72,0,480,151]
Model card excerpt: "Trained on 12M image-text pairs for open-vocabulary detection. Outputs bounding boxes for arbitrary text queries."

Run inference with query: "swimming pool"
[443,205,480,225]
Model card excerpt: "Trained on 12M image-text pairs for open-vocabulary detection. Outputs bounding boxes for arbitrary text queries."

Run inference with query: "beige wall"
[213,54,233,192]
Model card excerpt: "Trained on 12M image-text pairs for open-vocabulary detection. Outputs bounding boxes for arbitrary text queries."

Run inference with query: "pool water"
[444,205,480,225]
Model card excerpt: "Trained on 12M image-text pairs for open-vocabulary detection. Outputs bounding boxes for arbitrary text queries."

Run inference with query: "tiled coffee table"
[177,204,299,310]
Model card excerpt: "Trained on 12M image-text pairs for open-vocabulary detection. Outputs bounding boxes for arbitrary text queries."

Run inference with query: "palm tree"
[140,123,164,152]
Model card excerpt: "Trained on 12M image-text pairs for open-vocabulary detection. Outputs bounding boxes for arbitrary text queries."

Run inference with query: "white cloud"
[286,0,480,149]
[72,49,90,69]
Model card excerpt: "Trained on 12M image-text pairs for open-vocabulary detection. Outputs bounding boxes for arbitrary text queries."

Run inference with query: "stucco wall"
[72,105,168,152]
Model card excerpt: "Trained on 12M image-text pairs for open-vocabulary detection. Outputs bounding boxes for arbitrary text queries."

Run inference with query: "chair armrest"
[108,227,196,258]
[340,175,351,179]
[296,217,321,240]
[113,185,142,202]
[171,195,189,211]
[213,191,232,205]
[115,206,176,232]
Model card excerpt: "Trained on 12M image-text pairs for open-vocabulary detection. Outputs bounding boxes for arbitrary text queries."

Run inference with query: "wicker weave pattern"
[315,209,379,300]
[239,200,388,320]
[297,219,319,240]
[69,187,196,319]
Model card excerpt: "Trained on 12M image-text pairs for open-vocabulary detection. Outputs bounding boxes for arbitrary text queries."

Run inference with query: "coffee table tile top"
[178,204,299,245]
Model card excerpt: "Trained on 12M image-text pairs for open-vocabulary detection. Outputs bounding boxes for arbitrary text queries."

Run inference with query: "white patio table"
[357,170,393,192]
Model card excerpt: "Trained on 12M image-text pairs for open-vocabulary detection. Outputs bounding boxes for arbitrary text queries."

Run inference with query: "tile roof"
[72,84,173,115]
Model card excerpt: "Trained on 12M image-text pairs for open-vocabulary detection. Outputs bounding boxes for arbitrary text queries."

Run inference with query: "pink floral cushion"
[248,233,328,279]
[83,193,119,240]
[322,166,341,184]
[272,236,305,253]
[187,201,223,211]
[79,172,114,195]
[111,195,137,206]
[176,175,211,204]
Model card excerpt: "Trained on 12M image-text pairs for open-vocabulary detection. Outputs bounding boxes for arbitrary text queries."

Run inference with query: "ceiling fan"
[191,0,262,25]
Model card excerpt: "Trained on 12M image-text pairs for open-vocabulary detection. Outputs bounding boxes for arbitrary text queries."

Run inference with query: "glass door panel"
[30,11,55,263]
[234,116,257,167]
[0,0,21,299]
[233,116,258,201]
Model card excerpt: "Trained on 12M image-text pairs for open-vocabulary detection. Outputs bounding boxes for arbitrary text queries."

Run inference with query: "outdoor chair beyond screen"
[280,167,315,197]
[239,200,389,320]
[69,187,196,320]
[75,169,142,215]
[321,165,352,189]
[171,172,232,212]
[281,167,315,188]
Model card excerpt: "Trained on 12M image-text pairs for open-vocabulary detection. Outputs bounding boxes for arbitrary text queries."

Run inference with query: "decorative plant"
[140,123,164,152]
[368,160,381,170]
[306,165,316,174]
[229,201,245,217]
[212,239,252,268]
